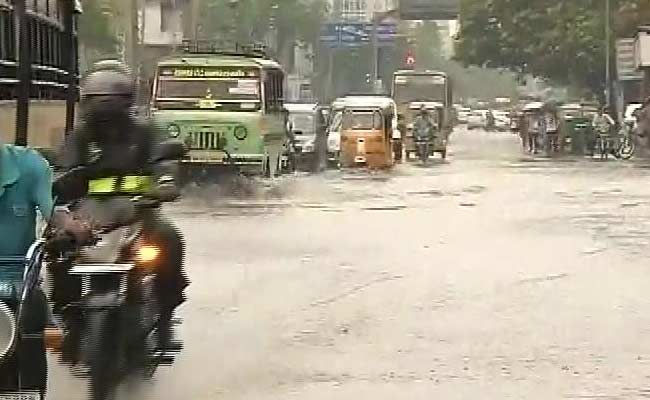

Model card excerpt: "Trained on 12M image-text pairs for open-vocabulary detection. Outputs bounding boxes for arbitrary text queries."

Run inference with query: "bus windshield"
[154,66,262,111]
[393,74,447,105]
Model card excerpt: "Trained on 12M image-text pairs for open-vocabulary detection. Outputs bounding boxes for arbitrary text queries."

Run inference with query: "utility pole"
[325,0,342,101]
[370,8,398,94]
[605,0,611,107]
[228,0,240,47]
[372,18,379,85]
[130,0,141,103]
[192,0,201,41]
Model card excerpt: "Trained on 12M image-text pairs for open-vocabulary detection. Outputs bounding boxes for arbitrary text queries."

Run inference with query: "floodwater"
[48,129,650,400]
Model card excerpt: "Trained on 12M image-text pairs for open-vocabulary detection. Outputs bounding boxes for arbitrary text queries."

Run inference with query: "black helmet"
[90,59,132,76]
[81,69,135,123]
[82,70,135,98]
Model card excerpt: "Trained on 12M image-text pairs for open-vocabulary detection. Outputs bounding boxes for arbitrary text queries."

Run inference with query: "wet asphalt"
[48,129,650,400]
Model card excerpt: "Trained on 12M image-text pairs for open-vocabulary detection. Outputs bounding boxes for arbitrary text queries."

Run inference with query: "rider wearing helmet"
[89,59,133,75]
[52,62,188,356]
[413,105,434,141]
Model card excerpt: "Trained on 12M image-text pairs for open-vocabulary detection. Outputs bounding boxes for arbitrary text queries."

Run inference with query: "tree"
[77,0,119,66]
[453,0,650,96]
[407,21,518,100]
[199,0,328,68]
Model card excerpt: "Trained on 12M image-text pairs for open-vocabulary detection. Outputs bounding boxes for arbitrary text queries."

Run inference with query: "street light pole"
[228,0,240,47]
[372,18,379,86]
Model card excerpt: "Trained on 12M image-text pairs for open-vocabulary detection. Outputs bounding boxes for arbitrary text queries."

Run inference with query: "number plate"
[188,150,226,162]
[0,392,42,400]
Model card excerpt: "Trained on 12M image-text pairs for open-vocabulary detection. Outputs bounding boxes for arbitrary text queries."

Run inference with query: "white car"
[456,107,472,124]
[467,110,488,130]
[492,110,511,131]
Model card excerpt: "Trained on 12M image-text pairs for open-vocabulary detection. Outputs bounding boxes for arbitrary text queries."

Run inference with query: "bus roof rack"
[180,40,270,58]
[343,92,388,97]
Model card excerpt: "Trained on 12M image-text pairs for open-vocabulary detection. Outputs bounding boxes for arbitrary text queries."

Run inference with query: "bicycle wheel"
[618,136,635,160]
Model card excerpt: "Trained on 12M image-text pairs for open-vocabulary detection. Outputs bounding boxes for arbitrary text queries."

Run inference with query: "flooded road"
[49,129,650,399]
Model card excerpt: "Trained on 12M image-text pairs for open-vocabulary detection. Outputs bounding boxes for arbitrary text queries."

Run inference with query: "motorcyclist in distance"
[413,105,434,141]
[52,62,188,360]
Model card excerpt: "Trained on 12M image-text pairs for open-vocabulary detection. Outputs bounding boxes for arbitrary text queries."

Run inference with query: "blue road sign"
[320,22,397,48]
[319,24,340,47]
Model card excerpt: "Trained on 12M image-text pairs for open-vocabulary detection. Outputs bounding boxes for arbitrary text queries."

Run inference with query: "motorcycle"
[414,135,431,163]
[51,141,186,400]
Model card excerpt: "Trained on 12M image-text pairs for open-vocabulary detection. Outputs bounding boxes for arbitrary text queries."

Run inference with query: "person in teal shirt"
[0,142,53,394]
[0,143,53,256]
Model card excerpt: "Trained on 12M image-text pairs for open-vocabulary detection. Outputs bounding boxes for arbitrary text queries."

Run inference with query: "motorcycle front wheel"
[85,310,122,400]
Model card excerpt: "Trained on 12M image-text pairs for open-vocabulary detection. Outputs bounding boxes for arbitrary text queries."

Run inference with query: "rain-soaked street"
[49,129,650,399]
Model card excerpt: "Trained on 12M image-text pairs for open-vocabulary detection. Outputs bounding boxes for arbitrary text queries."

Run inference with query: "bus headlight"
[167,124,180,138]
[234,126,247,140]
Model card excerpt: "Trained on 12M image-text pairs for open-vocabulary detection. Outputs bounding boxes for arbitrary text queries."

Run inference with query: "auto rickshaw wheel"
[440,150,447,160]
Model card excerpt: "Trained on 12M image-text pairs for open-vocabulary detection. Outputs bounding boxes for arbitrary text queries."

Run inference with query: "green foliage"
[454,0,643,95]
[199,0,328,48]
[77,0,118,54]
[408,21,518,100]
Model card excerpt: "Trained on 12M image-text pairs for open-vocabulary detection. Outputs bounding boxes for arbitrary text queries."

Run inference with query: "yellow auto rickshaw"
[339,96,397,169]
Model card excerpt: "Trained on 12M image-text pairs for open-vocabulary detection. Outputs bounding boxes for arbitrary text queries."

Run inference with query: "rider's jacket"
[0,144,53,257]
[413,115,434,139]
[55,116,171,204]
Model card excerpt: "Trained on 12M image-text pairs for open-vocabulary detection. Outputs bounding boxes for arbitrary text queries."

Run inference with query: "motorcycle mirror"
[154,140,187,162]
[0,302,16,362]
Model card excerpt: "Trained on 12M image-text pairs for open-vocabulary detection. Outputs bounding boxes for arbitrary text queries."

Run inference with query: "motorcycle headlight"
[167,124,180,138]
[0,302,16,361]
[234,126,247,140]
[136,244,161,264]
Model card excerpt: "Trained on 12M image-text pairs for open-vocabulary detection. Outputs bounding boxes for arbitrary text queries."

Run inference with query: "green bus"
[149,45,287,178]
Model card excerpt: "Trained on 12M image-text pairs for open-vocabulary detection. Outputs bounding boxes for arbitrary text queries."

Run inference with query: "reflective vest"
[87,175,154,195]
